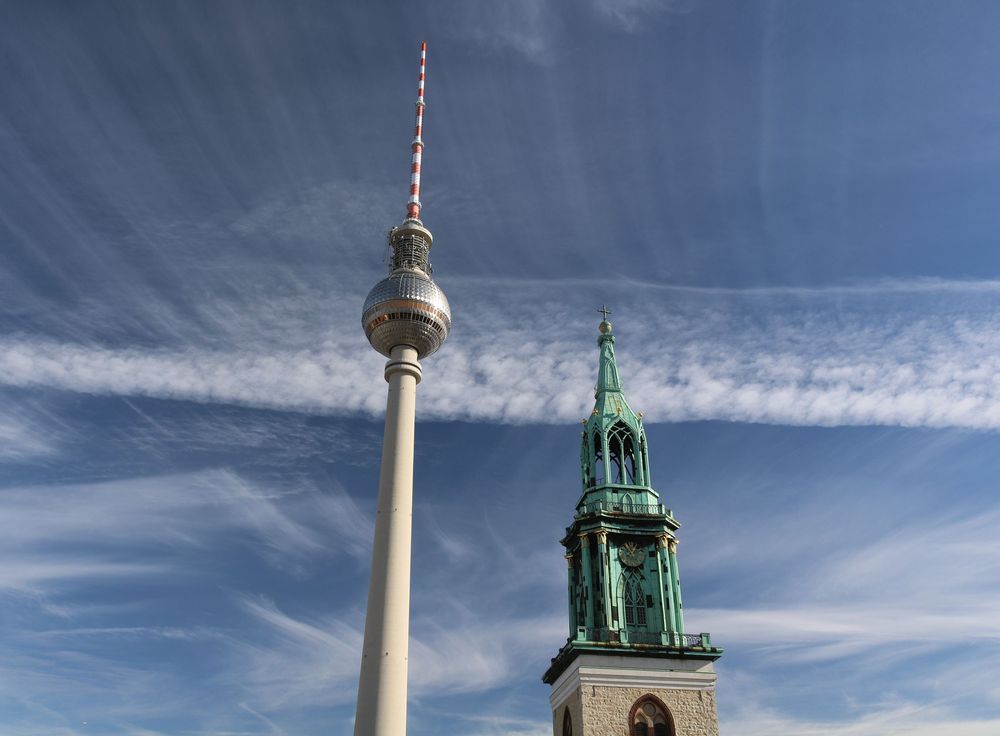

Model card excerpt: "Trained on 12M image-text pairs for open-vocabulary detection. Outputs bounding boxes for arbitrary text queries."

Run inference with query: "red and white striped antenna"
[406,41,427,222]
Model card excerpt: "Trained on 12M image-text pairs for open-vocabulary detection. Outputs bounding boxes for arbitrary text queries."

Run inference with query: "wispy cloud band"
[3,278,1000,429]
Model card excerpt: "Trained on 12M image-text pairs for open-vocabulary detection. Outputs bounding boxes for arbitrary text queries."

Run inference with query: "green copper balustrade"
[577,628,714,649]
[575,498,673,518]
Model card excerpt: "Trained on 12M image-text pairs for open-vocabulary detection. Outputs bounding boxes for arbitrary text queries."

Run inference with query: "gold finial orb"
[599,319,612,334]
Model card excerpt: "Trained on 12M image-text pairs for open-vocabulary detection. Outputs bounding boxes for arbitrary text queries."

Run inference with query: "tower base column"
[354,345,422,736]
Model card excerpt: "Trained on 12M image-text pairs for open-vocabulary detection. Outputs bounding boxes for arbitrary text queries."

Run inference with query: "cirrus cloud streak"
[2,278,1000,430]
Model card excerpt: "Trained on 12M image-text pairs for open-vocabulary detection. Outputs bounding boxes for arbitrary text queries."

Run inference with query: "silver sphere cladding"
[362,270,451,359]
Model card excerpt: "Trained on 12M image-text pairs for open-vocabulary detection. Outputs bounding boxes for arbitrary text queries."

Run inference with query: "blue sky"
[2,1,999,734]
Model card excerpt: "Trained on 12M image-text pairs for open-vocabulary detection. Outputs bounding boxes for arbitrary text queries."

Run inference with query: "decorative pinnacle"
[406,41,427,222]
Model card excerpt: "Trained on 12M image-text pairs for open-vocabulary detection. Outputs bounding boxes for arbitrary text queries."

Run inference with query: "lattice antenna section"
[388,227,431,273]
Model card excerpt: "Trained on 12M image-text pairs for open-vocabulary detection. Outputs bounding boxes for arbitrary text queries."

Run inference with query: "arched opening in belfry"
[592,432,605,486]
[608,422,637,484]
[628,695,675,736]
[562,707,573,736]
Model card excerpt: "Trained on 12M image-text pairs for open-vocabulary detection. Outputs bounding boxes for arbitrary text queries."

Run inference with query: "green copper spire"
[582,314,648,504]
[596,319,623,395]
[542,315,721,686]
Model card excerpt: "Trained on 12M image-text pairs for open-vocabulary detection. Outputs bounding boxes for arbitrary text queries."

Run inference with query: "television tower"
[355,42,451,736]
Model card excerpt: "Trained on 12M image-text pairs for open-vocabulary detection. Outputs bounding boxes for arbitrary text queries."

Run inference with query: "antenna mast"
[406,41,427,222]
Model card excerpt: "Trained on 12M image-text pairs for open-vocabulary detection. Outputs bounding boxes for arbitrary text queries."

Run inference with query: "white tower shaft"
[354,344,422,736]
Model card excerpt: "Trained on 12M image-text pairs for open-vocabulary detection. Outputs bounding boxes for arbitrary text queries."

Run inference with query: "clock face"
[618,541,645,568]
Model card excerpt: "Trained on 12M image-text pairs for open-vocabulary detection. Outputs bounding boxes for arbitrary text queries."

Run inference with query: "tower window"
[623,571,646,627]
[562,708,573,736]
[629,695,674,736]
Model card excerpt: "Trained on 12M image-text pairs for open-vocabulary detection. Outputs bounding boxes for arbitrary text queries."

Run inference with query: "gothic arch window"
[562,708,573,736]
[621,570,647,628]
[608,422,637,484]
[628,694,675,736]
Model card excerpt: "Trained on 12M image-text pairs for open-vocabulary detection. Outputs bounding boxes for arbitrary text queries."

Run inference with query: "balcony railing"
[576,500,668,517]
[579,627,714,649]
[586,479,642,490]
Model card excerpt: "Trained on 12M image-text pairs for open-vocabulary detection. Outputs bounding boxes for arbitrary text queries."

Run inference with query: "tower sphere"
[362,269,451,359]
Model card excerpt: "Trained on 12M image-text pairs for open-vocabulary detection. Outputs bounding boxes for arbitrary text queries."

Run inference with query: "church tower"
[543,313,722,736]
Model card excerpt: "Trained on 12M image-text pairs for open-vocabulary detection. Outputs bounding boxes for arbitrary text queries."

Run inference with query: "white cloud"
[690,506,1000,668]
[3,278,1000,430]
[675,501,1000,735]
[724,699,1000,736]
[0,469,370,592]
[0,559,168,592]
[0,414,56,460]
[440,0,558,63]
[230,181,394,245]
[590,0,697,33]
[228,594,563,710]
[229,595,364,710]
